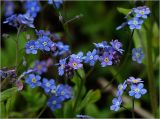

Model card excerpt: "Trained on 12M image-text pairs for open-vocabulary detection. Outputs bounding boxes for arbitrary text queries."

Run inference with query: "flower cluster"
[132,47,144,63]
[57,40,123,78]
[110,76,147,111]
[24,0,41,18]
[25,30,70,56]
[24,74,72,111]
[3,14,34,28]
[116,6,150,30]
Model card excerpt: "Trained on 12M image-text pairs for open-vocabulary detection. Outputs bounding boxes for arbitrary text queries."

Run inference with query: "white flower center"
[90,55,93,60]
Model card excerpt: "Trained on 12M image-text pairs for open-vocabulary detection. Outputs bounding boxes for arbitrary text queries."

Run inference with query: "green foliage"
[0,30,36,69]
[0,87,17,118]
[21,86,47,113]
[77,89,101,112]
[0,102,6,118]
[0,87,18,102]
[117,7,131,15]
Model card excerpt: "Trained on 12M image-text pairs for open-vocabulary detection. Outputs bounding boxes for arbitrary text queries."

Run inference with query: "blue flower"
[128,17,143,29]
[70,52,84,61]
[47,96,63,111]
[129,83,147,99]
[99,52,113,67]
[116,22,127,30]
[48,0,53,4]
[110,40,124,54]
[4,1,15,17]
[68,57,83,70]
[133,6,150,19]
[93,41,108,49]
[84,49,99,66]
[48,0,63,9]
[53,42,70,56]
[76,114,94,119]
[132,48,144,63]
[41,78,56,93]
[56,84,72,101]
[36,36,54,51]
[110,97,122,111]
[54,0,63,9]
[127,77,143,84]
[17,14,35,28]
[25,40,38,54]
[25,74,41,88]
[4,14,35,28]
[3,14,18,27]
[24,1,41,18]
[116,81,127,96]
[35,30,51,37]
[33,60,47,74]
[58,58,66,76]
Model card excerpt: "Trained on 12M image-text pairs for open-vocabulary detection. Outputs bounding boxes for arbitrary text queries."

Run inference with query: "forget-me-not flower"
[132,47,144,63]
[129,83,147,99]
[25,74,41,88]
[84,49,99,66]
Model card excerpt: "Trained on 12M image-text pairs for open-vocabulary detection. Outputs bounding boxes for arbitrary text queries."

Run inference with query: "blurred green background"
[0,1,159,118]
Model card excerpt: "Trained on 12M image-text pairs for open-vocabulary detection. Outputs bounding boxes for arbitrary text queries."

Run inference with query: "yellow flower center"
[52,101,57,105]
[72,62,77,67]
[43,42,47,46]
[32,78,36,83]
[37,65,42,70]
[140,11,144,14]
[119,85,123,90]
[61,91,65,95]
[104,58,109,62]
[51,89,56,94]
[61,64,64,68]
[135,88,140,92]
[30,45,34,49]
[133,79,138,83]
[133,20,138,25]
[90,56,93,60]
[135,53,140,58]
[46,83,50,87]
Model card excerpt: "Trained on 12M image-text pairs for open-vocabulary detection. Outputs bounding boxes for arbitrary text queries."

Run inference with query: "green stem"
[144,24,157,116]
[73,70,84,116]
[15,26,22,73]
[36,105,47,119]
[132,98,135,118]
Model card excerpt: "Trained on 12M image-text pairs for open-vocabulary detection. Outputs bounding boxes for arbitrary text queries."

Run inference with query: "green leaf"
[0,102,6,118]
[63,100,73,118]
[0,87,17,102]
[77,89,101,112]
[117,7,131,15]
[85,104,100,118]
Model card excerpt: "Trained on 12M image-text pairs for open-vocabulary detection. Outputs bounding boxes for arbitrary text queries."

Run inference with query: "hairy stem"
[15,26,22,72]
